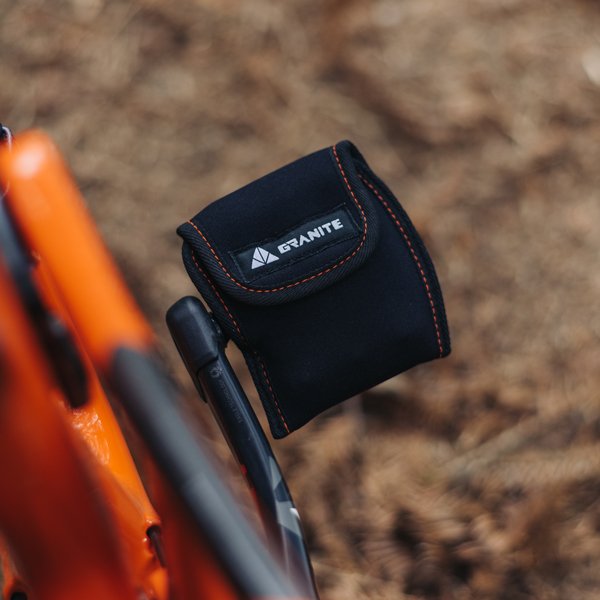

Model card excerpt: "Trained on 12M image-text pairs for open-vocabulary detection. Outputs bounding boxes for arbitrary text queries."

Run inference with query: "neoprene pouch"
[178,141,450,438]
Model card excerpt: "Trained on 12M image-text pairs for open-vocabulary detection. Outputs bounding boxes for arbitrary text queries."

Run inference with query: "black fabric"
[178,141,450,438]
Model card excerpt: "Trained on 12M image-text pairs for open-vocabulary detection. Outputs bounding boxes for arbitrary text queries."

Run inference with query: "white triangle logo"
[251,247,279,269]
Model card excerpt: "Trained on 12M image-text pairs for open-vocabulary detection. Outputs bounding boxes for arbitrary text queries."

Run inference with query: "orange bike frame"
[0,132,303,600]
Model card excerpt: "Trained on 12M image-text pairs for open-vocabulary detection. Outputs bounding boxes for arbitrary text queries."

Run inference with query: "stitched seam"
[191,250,290,432]
[256,357,290,434]
[359,175,444,358]
[186,143,368,293]
[191,250,244,339]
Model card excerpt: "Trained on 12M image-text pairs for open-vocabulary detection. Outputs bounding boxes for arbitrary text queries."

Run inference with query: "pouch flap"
[177,141,379,306]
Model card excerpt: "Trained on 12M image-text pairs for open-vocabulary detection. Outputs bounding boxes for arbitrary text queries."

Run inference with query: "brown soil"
[1,1,600,598]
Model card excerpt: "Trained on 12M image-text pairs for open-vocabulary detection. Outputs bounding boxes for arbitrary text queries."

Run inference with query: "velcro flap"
[177,141,380,306]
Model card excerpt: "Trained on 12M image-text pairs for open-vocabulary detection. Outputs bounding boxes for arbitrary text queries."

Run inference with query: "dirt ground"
[1,1,600,598]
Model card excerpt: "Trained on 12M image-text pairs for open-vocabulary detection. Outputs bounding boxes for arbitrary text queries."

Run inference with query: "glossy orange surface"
[0,130,295,600]
[0,130,153,370]
[33,258,168,598]
[0,260,138,600]
[0,132,168,599]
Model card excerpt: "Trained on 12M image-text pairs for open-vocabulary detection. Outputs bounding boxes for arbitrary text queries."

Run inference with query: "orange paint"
[0,130,299,599]
[0,131,153,370]
[0,133,168,599]
[0,260,138,600]
[34,258,167,590]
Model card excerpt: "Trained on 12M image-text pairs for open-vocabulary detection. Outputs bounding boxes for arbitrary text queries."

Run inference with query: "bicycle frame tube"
[0,256,139,600]
[0,176,167,599]
[0,130,308,600]
[34,259,169,599]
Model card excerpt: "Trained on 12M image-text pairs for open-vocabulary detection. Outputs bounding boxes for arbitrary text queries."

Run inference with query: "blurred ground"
[1,0,600,598]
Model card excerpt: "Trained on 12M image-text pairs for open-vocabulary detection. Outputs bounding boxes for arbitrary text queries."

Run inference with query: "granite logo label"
[234,206,359,281]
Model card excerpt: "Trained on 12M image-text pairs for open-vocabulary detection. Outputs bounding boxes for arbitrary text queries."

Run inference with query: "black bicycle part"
[166,295,318,598]
[110,347,301,599]
[0,197,88,409]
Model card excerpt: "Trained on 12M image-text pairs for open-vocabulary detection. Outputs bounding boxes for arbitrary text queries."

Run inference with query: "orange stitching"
[186,144,368,294]
[191,251,245,339]
[191,250,291,432]
[359,175,444,358]
[256,356,290,434]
